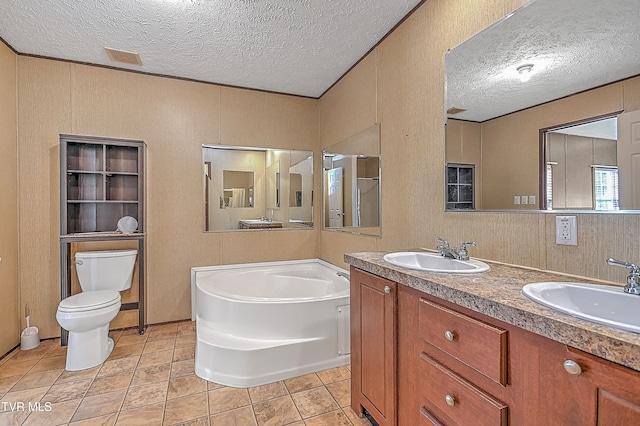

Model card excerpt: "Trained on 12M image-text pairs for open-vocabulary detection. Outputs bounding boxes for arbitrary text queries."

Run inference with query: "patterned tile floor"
[0,321,372,426]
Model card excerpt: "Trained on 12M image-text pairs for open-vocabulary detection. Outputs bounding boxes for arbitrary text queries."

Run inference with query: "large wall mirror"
[203,145,313,231]
[322,123,381,237]
[445,0,640,212]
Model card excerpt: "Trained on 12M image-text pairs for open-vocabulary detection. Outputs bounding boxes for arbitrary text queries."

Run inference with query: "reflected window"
[593,167,619,211]
[446,163,475,210]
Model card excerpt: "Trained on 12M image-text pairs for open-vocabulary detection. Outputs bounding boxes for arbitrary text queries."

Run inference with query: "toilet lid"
[58,290,121,312]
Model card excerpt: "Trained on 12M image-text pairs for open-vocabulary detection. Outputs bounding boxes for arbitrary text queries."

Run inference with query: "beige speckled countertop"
[345,251,640,372]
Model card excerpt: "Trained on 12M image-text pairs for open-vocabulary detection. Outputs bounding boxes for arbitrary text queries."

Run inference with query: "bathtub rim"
[190,258,349,321]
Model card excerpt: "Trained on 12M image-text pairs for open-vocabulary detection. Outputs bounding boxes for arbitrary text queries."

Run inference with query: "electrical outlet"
[521,196,528,205]
[555,216,577,246]
[529,195,536,205]
[514,196,520,205]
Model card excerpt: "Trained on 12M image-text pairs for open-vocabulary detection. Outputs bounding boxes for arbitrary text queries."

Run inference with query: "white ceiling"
[0,0,422,98]
[551,117,617,141]
[446,0,640,122]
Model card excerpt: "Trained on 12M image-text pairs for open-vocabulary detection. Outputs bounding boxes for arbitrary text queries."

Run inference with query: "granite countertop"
[345,251,640,372]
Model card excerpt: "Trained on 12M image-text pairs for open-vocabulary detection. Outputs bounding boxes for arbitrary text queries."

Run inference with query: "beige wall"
[0,42,19,355]
[17,59,317,339]
[317,0,640,287]
[7,0,640,349]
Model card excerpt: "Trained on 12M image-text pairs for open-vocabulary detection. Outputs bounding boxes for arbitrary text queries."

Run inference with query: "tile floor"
[0,321,372,426]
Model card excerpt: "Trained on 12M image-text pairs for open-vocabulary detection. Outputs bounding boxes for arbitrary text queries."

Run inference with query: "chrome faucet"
[436,237,455,258]
[436,238,477,261]
[458,241,477,261]
[607,258,640,295]
[336,271,350,280]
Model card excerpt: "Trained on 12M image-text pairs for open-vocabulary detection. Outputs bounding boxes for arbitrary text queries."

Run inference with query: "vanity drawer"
[419,298,508,385]
[420,407,445,426]
[420,352,508,426]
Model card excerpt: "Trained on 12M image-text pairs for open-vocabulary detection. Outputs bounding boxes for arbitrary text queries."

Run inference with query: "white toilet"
[56,249,138,371]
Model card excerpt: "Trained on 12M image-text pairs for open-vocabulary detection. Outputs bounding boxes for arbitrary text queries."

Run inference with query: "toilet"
[56,249,138,371]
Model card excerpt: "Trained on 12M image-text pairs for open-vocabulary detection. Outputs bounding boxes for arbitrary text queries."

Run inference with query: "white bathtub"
[190,259,351,388]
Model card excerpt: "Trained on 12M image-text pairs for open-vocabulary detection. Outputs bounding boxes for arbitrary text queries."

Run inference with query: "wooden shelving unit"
[59,134,146,345]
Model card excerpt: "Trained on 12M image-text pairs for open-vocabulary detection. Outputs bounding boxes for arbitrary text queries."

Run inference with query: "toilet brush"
[20,303,39,350]
[25,304,30,336]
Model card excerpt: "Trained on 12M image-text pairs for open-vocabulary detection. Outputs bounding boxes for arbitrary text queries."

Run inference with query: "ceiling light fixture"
[516,63,534,82]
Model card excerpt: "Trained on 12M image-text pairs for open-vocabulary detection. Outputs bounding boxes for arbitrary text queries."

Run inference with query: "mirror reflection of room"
[322,124,381,236]
[543,116,619,211]
[222,170,254,208]
[203,146,313,231]
[444,0,640,212]
[288,154,314,226]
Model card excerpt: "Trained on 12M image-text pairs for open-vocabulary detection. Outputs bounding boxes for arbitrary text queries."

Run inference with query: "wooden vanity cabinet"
[540,345,640,426]
[350,267,397,426]
[351,267,640,426]
[417,297,509,426]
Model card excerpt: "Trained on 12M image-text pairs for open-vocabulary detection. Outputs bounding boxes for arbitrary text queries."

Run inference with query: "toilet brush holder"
[20,327,40,350]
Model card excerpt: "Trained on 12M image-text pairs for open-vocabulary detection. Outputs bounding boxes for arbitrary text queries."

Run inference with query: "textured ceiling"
[0,0,422,98]
[446,0,640,122]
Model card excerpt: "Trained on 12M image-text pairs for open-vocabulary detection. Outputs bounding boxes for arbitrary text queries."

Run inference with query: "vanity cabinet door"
[350,267,396,426]
[563,348,640,425]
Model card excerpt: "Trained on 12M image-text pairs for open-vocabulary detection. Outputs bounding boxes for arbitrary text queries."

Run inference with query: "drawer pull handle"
[563,360,582,376]
[444,330,455,341]
[384,285,391,294]
[445,394,456,406]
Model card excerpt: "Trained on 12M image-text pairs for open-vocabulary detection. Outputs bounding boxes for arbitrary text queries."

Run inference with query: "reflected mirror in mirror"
[266,161,280,209]
[289,154,314,227]
[444,0,640,212]
[290,174,302,207]
[203,145,313,231]
[222,170,254,208]
[322,123,381,237]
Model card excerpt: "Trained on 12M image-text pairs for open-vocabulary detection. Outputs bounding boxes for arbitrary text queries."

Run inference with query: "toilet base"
[66,324,114,371]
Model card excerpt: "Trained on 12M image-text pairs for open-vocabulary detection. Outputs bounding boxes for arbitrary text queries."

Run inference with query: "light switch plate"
[555,216,577,246]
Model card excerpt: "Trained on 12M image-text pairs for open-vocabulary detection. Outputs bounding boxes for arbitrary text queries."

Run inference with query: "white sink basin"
[522,282,640,333]
[382,252,490,274]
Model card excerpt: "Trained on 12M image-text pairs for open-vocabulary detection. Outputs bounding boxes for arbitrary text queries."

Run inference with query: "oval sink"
[522,282,640,333]
[382,252,490,274]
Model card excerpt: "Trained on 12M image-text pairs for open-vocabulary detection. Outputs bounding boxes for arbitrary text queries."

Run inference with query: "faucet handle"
[607,258,640,274]
[436,237,449,247]
[436,237,449,257]
[607,258,640,294]
[458,242,477,261]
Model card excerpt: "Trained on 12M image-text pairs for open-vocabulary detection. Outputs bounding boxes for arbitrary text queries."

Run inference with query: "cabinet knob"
[384,285,391,294]
[563,360,582,376]
[445,394,456,406]
[444,330,455,341]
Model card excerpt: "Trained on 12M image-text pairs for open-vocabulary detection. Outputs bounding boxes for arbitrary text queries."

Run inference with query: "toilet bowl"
[56,291,121,371]
[56,249,137,371]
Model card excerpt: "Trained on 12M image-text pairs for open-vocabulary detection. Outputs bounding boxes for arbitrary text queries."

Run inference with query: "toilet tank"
[75,249,138,292]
